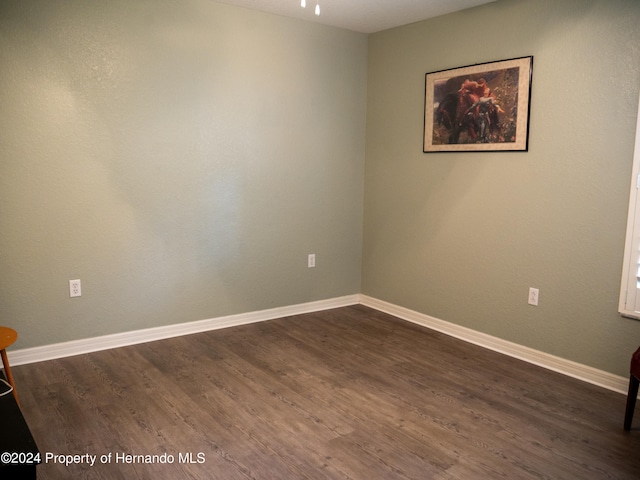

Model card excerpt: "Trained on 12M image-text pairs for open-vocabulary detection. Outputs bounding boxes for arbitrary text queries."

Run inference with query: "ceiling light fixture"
[300,1,320,16]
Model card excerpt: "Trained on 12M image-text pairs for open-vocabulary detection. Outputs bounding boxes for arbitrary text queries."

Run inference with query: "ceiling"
[213,0,497,34]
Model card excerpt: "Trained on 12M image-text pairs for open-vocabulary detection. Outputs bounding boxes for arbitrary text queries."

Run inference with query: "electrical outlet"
[70,279,82,298]
[308,254,316,268]
[528,287,539,306]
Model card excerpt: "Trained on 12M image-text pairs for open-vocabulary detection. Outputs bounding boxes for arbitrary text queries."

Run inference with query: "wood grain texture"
[12,305,640,479]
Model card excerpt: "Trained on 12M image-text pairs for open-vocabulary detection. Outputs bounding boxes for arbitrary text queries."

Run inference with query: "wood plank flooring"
[11,305,640,479]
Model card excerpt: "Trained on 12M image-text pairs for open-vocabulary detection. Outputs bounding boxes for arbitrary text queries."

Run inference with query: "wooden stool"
[0,326,19,406]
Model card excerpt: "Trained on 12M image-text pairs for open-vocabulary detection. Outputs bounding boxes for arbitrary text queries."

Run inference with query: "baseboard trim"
[8,294,361,366]
[8,293,631,397]
[360,295,631,396]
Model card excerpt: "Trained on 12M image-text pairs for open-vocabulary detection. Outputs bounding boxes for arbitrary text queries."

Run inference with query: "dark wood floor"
[12,305,640,479]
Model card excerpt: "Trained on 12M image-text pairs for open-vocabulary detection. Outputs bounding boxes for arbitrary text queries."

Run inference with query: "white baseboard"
[360,295,631,396]
[8,295,361,366]
[8,293,632,398]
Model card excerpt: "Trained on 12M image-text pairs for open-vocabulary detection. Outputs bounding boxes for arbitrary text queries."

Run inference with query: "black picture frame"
[424,56,533,153]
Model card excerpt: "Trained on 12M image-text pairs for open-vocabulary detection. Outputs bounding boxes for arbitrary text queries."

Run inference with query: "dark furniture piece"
[624,346,640,431]
[0,372,40,479]
[0,326,19,405]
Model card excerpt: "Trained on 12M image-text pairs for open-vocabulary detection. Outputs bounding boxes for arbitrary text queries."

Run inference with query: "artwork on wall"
[424,56,533,153]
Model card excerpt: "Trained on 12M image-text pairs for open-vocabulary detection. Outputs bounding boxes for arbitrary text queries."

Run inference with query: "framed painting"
[424,56,533,153]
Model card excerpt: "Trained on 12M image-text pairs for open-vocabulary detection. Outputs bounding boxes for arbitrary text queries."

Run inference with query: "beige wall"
[0,0,367,348]
[362,0,640,376]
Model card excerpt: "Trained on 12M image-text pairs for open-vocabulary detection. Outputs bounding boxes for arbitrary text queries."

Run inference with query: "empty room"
[1,0,640,478]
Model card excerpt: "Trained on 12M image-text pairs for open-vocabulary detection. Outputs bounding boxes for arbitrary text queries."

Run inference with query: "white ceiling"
[214,0,497,34]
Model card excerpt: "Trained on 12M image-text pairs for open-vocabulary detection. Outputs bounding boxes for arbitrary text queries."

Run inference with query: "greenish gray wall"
[0,0,367,348]
[363,0,640,376]
[2,0,639,380]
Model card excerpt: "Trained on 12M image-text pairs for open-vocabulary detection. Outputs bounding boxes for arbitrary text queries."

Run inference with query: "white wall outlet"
[70,279,82,298]
[308,254,316,268]
[528,287,539,306]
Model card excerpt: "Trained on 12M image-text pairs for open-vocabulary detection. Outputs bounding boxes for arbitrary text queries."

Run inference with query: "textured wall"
[0,0,367,348]
[362,0,640,376]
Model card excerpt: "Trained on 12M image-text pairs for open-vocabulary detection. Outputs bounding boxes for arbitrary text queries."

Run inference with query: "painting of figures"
[424,57,533,152]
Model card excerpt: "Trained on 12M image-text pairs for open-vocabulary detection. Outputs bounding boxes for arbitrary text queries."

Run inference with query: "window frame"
[619,94,640,319]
